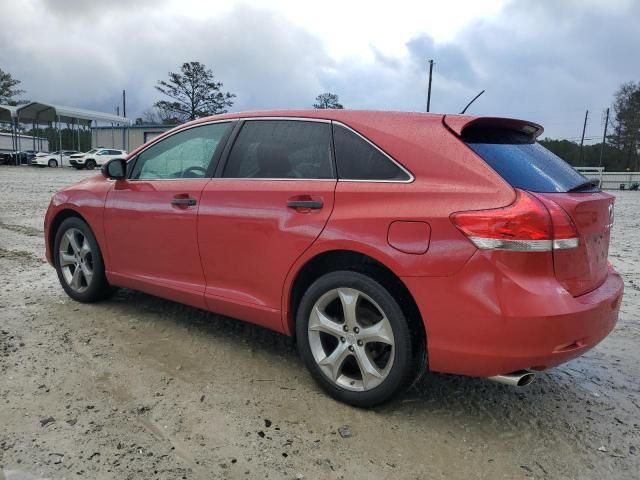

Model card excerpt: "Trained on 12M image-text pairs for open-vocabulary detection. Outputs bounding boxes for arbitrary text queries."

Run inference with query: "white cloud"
[0,0,638,141]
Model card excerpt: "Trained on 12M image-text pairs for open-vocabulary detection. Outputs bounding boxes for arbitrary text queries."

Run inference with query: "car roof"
[190,109,446,125]
[125,110,543,175]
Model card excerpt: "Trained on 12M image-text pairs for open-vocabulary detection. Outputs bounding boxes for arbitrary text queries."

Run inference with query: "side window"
[108,150,123,155]
[130,123,230,180]
[333,124,410,181]
[223,120,333,179]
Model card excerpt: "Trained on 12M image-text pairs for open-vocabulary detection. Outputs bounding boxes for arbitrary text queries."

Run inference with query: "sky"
[1,0,639,141]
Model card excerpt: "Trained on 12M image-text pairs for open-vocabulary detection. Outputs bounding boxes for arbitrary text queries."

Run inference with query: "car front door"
[96,150,112,166]
[198,119,336,330]
[103,121,233,309]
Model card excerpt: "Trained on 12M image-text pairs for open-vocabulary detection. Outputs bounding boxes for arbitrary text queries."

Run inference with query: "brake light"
[450,189,578,251]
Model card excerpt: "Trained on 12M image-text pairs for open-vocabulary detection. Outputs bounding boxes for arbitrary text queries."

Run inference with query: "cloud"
[0,1,331,117]
[0,0,639,140]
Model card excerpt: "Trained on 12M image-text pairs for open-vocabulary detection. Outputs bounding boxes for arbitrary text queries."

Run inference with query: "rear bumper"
[403,253,623,377]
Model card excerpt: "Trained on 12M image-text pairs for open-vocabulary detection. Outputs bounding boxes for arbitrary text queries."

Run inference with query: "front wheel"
[85,159,96,170]
[296,271,421,407]
[54,217,114,302]
[48,159,58,168]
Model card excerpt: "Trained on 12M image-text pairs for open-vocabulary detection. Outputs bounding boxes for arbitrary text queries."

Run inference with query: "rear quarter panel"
[281,117,516,334]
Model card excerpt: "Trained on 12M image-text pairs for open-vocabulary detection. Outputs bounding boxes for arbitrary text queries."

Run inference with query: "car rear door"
[103,121,233,309]
[198,119,336,330]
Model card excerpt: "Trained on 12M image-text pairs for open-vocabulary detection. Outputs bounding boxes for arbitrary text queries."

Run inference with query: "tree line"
[1,64,639,171]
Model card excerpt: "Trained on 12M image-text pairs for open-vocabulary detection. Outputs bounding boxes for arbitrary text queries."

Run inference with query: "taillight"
[450,189,578,251]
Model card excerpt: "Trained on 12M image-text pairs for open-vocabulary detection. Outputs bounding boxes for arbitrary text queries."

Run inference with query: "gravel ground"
[0,166,638,480]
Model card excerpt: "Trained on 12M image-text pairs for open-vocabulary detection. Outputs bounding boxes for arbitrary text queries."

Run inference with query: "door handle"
[287,200,323,209]
[171,197,197,206]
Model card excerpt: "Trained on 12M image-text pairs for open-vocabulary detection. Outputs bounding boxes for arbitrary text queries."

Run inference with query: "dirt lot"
[0,166,638,480]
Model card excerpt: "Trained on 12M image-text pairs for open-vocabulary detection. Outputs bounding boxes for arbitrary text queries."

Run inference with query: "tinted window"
[333,124,410,181]
[465,128,591,193]
[130,123,230,179]
[223,120,333,179]
[108,150,123,155]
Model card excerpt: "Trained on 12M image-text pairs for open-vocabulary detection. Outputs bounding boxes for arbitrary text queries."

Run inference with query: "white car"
[69,148,127,170]
[31,150,79,168]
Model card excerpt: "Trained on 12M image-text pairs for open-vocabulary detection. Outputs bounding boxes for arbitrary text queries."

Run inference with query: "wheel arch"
[48,209,90,266]
[286,249,426,365]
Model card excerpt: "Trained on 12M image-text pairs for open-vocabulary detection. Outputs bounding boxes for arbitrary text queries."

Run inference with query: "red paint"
[535,192,614,297]
[387,221,431,254]
[197,179,335,330]
[44,110,623,379]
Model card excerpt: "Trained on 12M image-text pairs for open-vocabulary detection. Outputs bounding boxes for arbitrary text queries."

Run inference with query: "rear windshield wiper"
[568,179,600,192]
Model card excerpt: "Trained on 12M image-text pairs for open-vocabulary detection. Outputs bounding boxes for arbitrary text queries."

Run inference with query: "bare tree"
[155,61,235,122]
[313,93,344,109]
[0,68,26,105]
[140,106,180,125]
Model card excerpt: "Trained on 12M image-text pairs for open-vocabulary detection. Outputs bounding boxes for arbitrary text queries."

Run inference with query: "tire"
[48,159,58,168]
[53,217,115,302]
[296,271,421,407]
[85,159,96,170]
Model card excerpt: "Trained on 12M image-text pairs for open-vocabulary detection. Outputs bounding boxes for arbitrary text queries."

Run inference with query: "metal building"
[91,124,174,152]
[0,132,48,154]
[0,101,130,165]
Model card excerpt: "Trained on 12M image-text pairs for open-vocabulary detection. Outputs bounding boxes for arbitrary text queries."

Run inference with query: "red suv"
[44,110,623,407]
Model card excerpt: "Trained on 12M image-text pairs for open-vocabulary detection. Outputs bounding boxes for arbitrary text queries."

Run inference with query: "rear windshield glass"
[465,128,593,193]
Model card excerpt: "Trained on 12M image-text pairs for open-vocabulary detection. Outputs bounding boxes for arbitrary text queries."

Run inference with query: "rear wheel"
[296,271,420,407]
[54,217,114,302]
[48,159,58,168]
[85,159,96,170]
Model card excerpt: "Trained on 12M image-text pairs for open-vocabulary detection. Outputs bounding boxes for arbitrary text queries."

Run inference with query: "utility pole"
[426,59,434,112]
[598,108,609,168]
[579,110,589,166]
[122,90,127,151]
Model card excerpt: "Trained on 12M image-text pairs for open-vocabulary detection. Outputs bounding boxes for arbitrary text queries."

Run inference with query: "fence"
[575,167,640,190]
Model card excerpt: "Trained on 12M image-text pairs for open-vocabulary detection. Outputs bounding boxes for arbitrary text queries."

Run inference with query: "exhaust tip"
[516,372,536,387]
[487,370,536,387]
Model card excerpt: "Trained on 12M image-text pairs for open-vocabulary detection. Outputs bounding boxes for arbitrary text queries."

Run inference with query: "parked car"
[9,150,37,165]
[44,111,623,407]
[69,148,126,170]
[0,152,12,165]
[31,150,79,168]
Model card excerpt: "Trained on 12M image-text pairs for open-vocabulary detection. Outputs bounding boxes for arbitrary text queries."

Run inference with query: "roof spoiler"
[443,115,544,140]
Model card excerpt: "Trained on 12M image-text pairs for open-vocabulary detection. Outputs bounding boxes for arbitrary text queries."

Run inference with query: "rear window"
[465,127,592,193]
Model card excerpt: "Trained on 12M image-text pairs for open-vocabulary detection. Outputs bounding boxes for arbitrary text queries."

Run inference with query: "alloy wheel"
[58,228,94,293]
[308,288,395,391]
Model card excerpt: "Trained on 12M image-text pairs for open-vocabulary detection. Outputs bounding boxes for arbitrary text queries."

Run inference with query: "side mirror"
[101,158,127,180]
